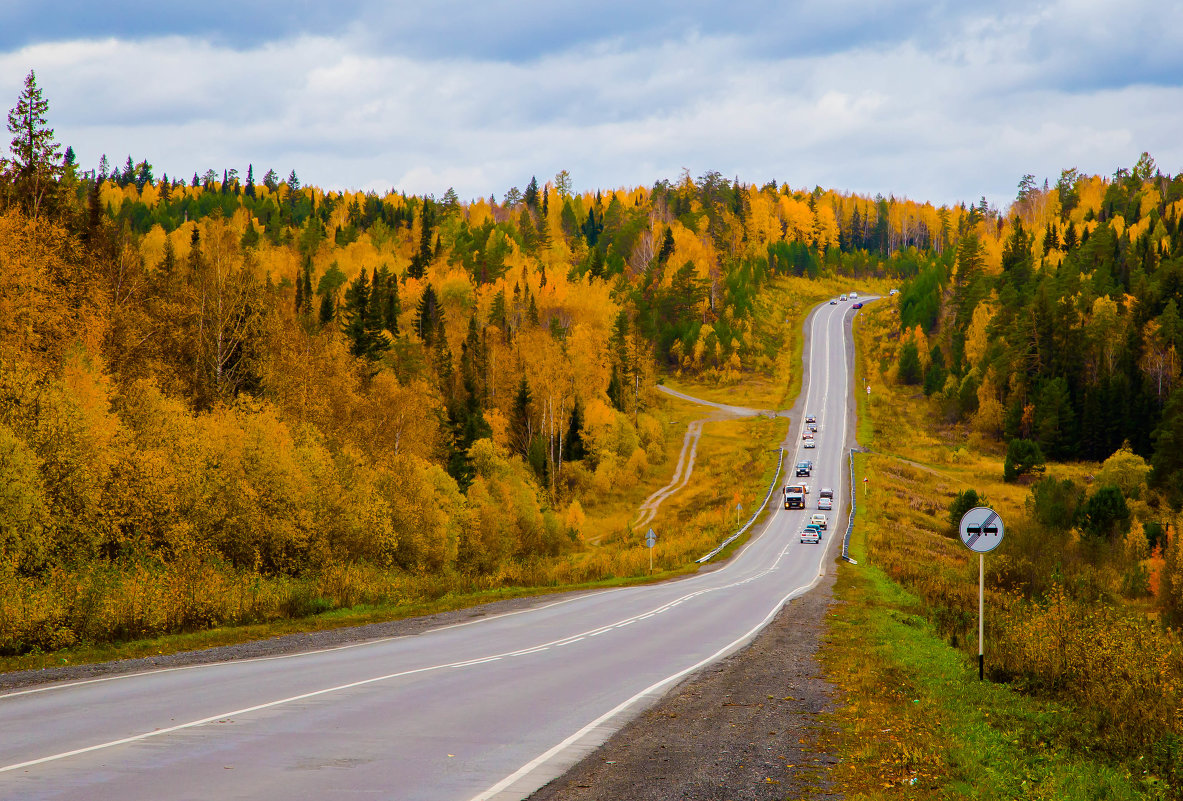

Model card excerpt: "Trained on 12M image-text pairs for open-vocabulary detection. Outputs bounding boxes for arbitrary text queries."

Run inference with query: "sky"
[2,1,1181,209]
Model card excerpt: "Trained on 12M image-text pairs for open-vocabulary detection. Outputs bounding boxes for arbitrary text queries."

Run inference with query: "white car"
[818,497,832,510]
[800,528,820,544]
[811,513,828,530]
[840,295,847,301]
[803,439,815,449]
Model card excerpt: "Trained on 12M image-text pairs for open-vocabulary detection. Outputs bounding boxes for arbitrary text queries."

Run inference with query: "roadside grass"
[816,299,1183,799]
[822,546,1156,800]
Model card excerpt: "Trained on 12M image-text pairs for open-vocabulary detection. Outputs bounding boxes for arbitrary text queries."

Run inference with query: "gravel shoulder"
[528,569,841,801]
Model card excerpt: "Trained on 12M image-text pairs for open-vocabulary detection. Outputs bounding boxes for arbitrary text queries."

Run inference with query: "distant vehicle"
[829,299,838,305]
[802,460,813,470]
[889,289,899,296]
[850,292,859,299]
[820,487,834,499]
[802,430,813,440]
[800,529,820,544]
[852,302,863,309]
[818,497,833,510]
[840,295,847,301]
[796,461,811,477]
[805,414,817,424]
[808,423,818,432]
[811,513,828,530]
[803,439,815,449]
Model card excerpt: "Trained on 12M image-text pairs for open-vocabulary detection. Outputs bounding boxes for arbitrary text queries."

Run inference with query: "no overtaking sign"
[959,506,1004,553]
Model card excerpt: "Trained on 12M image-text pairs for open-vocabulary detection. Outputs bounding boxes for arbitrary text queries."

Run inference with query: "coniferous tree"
[510,376,533,456]
[294,267,304,315]
[5,70,62,219]
[318,289,335,326]
[414,283,439,345]
[565,399,585,461]
[244,164,256,198]
[384,271,400,335]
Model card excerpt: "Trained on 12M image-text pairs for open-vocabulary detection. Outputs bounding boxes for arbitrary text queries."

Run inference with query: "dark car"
[796,462,811,477]
[852,302,863,309]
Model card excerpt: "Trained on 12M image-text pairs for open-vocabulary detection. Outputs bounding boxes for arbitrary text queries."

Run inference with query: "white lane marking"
[1,539,806,774]
[468,542,826,801]
[0,592,602,701]
[0,651,510,775]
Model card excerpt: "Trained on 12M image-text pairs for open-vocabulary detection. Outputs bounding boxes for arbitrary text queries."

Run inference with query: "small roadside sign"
[645,528,656,548]
[959,506,1004,681]
[959,507,1004,553]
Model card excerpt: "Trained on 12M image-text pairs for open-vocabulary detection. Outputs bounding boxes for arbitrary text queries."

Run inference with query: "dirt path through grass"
[632,387,787,530]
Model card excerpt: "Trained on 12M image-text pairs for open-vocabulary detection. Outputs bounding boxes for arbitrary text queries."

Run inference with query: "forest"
[2,69,1180,655]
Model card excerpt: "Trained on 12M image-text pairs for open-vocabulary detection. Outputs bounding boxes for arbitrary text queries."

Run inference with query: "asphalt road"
[0,296,873,801]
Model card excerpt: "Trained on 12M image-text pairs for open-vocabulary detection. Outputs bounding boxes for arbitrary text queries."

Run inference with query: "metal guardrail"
[842,448,858,564]
[696,446,784,564]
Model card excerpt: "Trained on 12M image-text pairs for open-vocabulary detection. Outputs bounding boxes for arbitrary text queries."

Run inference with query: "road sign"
[959,507,1004,553]
[959,506,1004,681]
[645,528,656,548]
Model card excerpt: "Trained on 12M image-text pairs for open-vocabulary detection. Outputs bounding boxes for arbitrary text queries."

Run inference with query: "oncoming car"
[803,439,815,449]
[796,461,812,477]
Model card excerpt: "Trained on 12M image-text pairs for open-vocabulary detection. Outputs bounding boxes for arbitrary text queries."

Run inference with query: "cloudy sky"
[2,1,1180,208]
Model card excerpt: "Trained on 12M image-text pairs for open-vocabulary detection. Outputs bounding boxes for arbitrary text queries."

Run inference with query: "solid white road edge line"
[468,555,832,801]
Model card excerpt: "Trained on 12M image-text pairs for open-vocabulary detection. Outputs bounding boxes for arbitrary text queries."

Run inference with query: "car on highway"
[803,439,815,448]
[802,430,813,440]
[811,513,828,529]
[840,294,847,301]
[796,461,811,477]
[808,422,818,432]
[818,497,833,510]
[850,291,859,299]
[852,302,863,309]
[889,288,899,296]
[800,527,821,544]
[819,487,834,498]
[805,414,816,423]
[829,299,838,305]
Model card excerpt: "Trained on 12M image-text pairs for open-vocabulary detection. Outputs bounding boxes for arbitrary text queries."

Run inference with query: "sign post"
[645,528,657,573]
[735,502,743,526]
[958,507,1004,680]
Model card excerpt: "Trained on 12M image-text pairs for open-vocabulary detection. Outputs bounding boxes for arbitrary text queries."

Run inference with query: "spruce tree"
[318,289,335,326]
[5,70,62,219]
[510,376,533,456]
[244,164,256,198]
[565,399,585,461]
[414,283,439,345]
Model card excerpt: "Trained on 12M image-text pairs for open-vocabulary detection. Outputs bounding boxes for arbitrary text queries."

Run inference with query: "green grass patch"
[822,528,1165,800]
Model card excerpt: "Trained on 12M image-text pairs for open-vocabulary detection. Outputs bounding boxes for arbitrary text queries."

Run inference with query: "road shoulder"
[527,568,841,801]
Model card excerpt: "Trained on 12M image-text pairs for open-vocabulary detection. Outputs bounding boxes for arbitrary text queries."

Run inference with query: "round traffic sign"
[959,507,1004,553]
